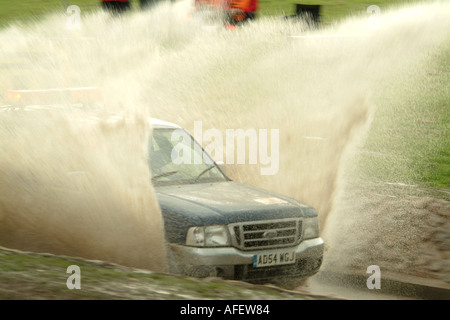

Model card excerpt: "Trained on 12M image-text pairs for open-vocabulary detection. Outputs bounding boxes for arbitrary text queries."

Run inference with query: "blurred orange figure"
[195,0,258,25]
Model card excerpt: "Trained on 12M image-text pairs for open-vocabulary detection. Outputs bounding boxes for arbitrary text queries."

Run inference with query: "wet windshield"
[150,128,227,185]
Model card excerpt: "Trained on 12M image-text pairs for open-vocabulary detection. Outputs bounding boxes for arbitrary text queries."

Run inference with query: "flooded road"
[0,1,449,294]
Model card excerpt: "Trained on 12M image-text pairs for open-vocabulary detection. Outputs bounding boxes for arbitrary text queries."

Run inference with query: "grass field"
[0,0,428,27]
[359,45,450,191]
[258,0,418,22]
[0,247,323,299]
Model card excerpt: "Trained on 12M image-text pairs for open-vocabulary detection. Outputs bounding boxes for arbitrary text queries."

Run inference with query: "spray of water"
[0,110,168,271]
[0,1,448,275]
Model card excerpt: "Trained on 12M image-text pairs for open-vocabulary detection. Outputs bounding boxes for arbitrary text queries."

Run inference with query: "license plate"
[253,250,296,268]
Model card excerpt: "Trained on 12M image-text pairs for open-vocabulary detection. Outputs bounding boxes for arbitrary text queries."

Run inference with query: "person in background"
[194,0,258,26]
[228,0,258,25]
[101,0,131,14]
[140,0,166,10]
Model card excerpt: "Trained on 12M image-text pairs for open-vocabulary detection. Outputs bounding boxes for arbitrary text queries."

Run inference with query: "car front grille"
[230,219,302,250]
[233,257,323,282]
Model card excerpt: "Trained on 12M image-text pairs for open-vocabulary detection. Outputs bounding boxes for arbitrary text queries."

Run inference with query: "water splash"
[0,1,448,275]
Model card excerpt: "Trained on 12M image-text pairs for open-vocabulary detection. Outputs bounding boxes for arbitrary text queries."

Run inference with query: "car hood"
[155,181,317,243]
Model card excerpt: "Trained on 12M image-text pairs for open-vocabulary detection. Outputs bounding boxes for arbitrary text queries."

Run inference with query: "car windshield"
[149,128,227,186]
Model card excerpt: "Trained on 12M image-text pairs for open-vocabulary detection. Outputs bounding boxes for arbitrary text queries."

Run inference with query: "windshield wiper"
[152,171,178,181]
[194,165,216,183]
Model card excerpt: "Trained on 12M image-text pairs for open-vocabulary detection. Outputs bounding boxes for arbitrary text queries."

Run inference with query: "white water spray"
[0,1,448,274]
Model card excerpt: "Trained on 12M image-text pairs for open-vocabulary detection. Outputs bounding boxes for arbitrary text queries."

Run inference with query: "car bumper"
[168,237,324,282]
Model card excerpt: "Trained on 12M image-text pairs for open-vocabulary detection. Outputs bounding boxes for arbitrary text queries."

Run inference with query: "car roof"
[150,118,182,129]
[2,88,182,130]
[0,103,182,130]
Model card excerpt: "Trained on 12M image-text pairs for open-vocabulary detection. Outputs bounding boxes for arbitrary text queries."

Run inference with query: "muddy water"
[0,1,448,274]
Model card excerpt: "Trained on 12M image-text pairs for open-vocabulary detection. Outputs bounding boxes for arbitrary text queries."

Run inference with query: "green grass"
[258,0,421,23]
[0,248,323,299]
[355,42,450,191]
[415,49,450,189]
[0,0,91,27]
[0,0,150,27]
[0,0,430,27]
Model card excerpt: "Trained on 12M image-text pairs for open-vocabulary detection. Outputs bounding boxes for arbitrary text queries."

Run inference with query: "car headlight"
[303,217,320,239]
[186,225,231,247]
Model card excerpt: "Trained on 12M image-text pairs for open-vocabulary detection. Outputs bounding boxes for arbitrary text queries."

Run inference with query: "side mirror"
[216,161,226,174]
